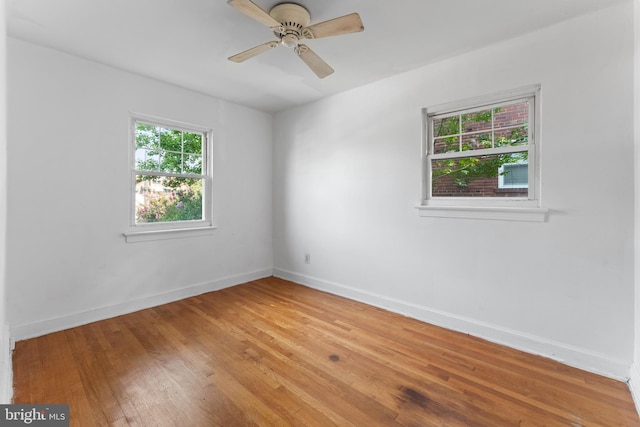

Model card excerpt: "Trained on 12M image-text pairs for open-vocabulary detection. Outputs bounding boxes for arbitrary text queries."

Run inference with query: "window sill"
[416,205,548,222]
[123,225,218,243]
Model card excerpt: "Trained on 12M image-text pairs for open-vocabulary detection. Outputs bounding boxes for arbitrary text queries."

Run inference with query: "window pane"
[159,128,182,151]
[183,132,203,154]
[135,149,159,171]
[159,151,182,174]
[135,123,159,151]
[461,132,492,151]
[462,109,493,133]
[433,115,459,138]
[501,163,528,187]
[432,152,528,198]
[137,125,204,175]
[433,136,459,154]
[494,101,528,129]
[495,126,528,147]
[135,175,203,223]
[184,153,203,174]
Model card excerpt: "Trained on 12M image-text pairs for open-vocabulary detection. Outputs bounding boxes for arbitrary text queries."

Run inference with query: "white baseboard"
[11,268,273,341]
[629,363,640,415]
[274,268,631,381]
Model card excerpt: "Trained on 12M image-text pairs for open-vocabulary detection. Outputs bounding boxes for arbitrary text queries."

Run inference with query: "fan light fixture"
[281,33,298,48]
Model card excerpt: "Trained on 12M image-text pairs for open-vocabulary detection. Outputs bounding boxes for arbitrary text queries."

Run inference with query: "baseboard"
[274,268,631,381]
[629,363,640,415]
[11,268,273,341]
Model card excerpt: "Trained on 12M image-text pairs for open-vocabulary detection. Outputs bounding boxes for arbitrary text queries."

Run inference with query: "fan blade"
[303,13,364,39]
[228,41,279,62]
[227,0,281,29]
[296,44,334,79]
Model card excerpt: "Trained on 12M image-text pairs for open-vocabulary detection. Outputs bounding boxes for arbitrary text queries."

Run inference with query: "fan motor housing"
[269,3,311,27]
[270,3,310,46]
[269,3,311,48]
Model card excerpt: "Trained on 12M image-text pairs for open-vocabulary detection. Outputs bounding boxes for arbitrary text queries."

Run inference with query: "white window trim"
[416,85,548,222]
[124,226,217,243]
[123,113,217,242]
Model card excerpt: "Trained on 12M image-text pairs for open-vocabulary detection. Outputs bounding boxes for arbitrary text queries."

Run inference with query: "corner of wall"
[629,363,640,414]
[0,325,12,403]
[0,0,11,405]
[631,0,640,416]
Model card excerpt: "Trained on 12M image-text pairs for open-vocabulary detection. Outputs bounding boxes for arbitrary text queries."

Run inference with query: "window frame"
[417,85,547,221]
[124,113,216,242]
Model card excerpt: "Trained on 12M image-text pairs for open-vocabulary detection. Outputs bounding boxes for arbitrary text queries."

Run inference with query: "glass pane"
[495,126,528,147]
[501,163,528,187]
[433,136,459,154]
[135,176,203,223]
[183,132,203,154]
[433,115,459,138]
[432,152,528,197]
[461,133,492,151]
[462,109,493,133]
[184,153,203,174]
[135,148,159,171]
[494,101,528,129]
[159,151,182,174]
[135,123,159,150]
[159,128,182,151]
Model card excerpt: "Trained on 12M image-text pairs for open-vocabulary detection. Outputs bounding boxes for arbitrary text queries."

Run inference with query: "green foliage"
[136,182,203,223]
[433,153,526,187]
[432,108,529,187]
[134,123,205,223]
[433,109,494,139]
[135,123,203,186]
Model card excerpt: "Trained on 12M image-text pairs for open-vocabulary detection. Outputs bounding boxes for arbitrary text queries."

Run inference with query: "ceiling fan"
[227,0,364,79]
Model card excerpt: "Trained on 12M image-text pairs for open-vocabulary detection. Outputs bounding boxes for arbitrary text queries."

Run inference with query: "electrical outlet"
[304,253,311,264]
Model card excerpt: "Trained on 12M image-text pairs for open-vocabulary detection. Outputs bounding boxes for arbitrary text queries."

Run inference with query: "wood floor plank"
[12,277,640,426]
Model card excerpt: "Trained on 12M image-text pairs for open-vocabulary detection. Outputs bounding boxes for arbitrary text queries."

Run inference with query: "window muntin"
[135,125,203,176]
[129,115,212,230]
[424,90,538,207]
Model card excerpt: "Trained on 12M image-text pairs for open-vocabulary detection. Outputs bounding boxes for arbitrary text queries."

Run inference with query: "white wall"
[0,0,11,404]
[631,0,640,409]
[273,3,635,379]
[7,38,273,339]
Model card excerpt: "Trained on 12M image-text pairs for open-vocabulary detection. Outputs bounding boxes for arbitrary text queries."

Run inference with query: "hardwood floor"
[12,277,640,426]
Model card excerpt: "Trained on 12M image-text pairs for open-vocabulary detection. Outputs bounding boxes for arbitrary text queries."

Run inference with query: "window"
[498,161,528,189]
[417,85,547,221]
[124,113,215,242]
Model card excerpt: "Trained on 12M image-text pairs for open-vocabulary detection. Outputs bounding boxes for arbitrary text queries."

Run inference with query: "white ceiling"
[7,0,628,113]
